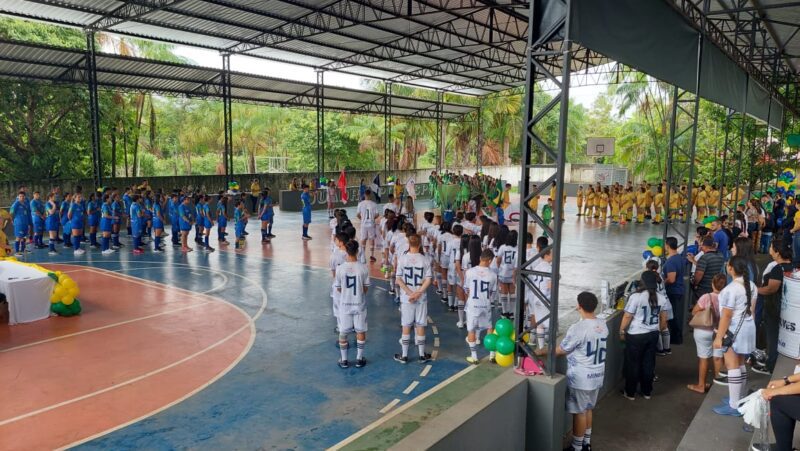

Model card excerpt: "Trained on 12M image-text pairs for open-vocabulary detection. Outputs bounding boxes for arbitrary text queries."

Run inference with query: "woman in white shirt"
[712,256,757,417]
[620,271,668,400]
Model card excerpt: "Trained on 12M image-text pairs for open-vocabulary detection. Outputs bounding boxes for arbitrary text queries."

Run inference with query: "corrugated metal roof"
[0,38,476,120]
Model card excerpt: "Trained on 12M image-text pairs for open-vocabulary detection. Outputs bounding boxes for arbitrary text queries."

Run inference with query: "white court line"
[433,337,440,348]
[431,349,438,360]
[112,266,229,294]
[402,381,419,395]
[431,326,439,335]
[419,365,432,378]
[329,364,479,450]
[378,399,401,414]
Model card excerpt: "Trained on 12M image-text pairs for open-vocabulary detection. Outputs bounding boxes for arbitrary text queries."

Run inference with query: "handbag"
[689,306,714,328]
[721,314,745,348]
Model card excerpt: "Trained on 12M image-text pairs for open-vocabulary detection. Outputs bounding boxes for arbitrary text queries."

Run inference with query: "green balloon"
[66,299,82,316]
[496,336,515,355]
[483,333,498,352]
[51,302,67,316]
[647,237,660,247]
[495,318,513,337]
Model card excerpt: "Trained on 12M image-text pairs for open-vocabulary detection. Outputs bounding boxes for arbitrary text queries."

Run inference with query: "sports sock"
[90,232,97,246]
[572,435,583,451]
[457,302,465,323]
[584,428,592,445]
[416,336,426,357]
[155,236,161,249]
[20,239,26,253]
[261,228,267,240]
[448,291,455,307]
[63,232,70,244]
[661,330,671,350]
[49,239,55,252]
[14,241,19,253]
[113,233,120,246]
[339,339,348,362]
[500,293,509,314]
[204,235,209,247]
[127,226,132,236]
[727,368,743,408]
[401,334,410,358]
[536,326,547,349]
[468,340,478,359]
[268,223,273,234]
[72,236,80,251]
[356,340,365,360]
[101,236,109,251]
[302,225,308,237]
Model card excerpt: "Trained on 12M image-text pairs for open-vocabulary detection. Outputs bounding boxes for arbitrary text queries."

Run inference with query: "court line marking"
[402,381,419,395]
[8,262,268,449]
[378,399,401,415]
[328,363,479,450]
[431,326,438,335]
[433,337,440,348]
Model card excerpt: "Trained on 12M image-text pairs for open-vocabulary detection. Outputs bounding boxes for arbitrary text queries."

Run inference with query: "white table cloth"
[0,261,54,325]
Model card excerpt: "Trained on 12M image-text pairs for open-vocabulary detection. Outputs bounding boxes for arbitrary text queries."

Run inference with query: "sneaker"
[267,233,276,238]
[355,358,367,368]
[664,348,672,355]
[153,248,164,253]
[418,354,432,363]
[751,363,771,375]
[489,357,496,364]
[440,297,447,304]
[622,392,635,401]
[14,252,23,257]
[393,354,408,364]
[90,243,100,248]
[751,443,777,451]
[713,375,729,386]
[204,247,215,253]
[101,249,114,255]
[643,394,652,400]
[465,356,479,365]
[388,289,395,295]
[449,306,457,312]
[338,360,349,369]
[132,249,144,255]
[48,250,57,256]
[302,236,312,241]
[74,249,85,255]
[456,321,465,329]
[653,374,659,382]
[583,445,592,451]
[712,403,742,417]
[657,350,667,357]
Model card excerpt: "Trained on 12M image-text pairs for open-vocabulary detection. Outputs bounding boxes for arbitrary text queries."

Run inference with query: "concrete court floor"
[2,196,673,450]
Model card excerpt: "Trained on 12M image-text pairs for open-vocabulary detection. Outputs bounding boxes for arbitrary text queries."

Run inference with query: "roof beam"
[707,1,800,15]
[89,0,190,31]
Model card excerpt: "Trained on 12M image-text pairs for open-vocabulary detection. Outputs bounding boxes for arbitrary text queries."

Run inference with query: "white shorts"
[663,298,674,320]
[693,328,723,359]
[466,311,491,332]
[440,257,450,269]
[401,302,428,328]
[361,224,376,241]
[339,310,368,334]
[566,387,599,414]
[447,267,459,286]
[498,275,514,284]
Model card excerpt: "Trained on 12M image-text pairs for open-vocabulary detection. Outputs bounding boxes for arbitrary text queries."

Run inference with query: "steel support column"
[436,90,444,172]
[221,52,234,182]
[477,101,483,173]
[514,0,573,376]
[85,29,102,187]
[718,109,734,212]
[733,76,750,211]
[316,69,325,179]
[384,82,392,180]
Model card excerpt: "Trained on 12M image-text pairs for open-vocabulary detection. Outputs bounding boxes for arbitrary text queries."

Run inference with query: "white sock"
[468,340,478,359]
[416,336,426,357]
[661,330,671,350]
[401,334,410,358]
[500,293,509,314]
[458,302,466,323]
[356,340,365,360]
[536,326,547,349]
[572,435,583,451]
[339,340,348,362]
[727,368,743,408]
[584,428,592,445]
[448,292,455,307]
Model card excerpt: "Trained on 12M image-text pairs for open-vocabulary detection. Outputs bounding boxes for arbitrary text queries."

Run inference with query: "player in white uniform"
[526,249,553,349]
[392,226,412,304]
[420,212,435,254]
[334,240,370,369]
[446,224,464,312]
[464,249,498,364]
[538,292,608,451]
[330,232,348,335]
[496,230,518,318]
[356,190,379,262]
[393,234,433,364]
[437,222,454,304]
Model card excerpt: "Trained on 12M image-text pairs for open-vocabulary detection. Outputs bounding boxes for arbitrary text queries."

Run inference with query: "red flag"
[338,169,348,204]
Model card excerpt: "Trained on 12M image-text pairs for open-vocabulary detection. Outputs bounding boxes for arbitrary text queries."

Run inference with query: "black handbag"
[721,314,745,348]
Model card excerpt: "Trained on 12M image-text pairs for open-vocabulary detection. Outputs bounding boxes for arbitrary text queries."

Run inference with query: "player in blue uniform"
[259,189,275,243]
[123,189,133,236]
[111,192,124,249]
[178,196,194,253]
[168,193,180,247]
[152,194,165,253]
[201,195,215,252]
[100,194,116,255]
[87,193,101,248]
[130,194,145,255]
[194,194,204,244]
[59,193,72,248]
[216,193,229,245]
[234,200,247,249]
[45,192,60,255]
[30,191,46,249]
[67,192,85,255]
[9,192,29,256]
[143,194,154,242]
[301,184,312,240]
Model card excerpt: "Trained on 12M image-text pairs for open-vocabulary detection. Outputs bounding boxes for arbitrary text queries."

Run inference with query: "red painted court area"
[0,265,253,451]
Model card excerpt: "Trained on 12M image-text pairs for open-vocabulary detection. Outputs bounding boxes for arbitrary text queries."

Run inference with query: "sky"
[172,44,606,109]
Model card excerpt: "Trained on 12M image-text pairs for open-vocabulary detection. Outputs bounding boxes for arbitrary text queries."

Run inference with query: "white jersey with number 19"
[464,266,497,315]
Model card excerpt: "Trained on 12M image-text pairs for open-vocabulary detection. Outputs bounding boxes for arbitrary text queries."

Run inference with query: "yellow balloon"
[62,296,74,306]
[495,352,514,367]
[54,285,65,297]
[56,271,63,276]
[63,278,75,289]
[521,333,530,343]
[70,287,80,298]
[50,293,60,303]
[651,245,663,257]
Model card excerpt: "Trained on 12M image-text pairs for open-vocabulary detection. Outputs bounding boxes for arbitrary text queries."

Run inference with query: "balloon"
[71,287,80,297]
[521,332,530,343]
[63,278,75,289]
[53,285,65,298]
[496,336,515,355]
[50,293,59,303]
[651,245,663,257]
[483,333,498,352]
[62,295,74,305]
[66,299,82,315]
[495,352,514,367]
[51,302,67,315]
[642,250,653,259]
[494,318,513,337]
[647,237,660,248]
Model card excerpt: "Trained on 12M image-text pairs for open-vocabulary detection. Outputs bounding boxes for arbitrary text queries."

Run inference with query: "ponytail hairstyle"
[459,234,470,261]
[440,220,452,234]
[345,239,359,258]
[507,230,519,248]
[495,225,509,248]
[468,235,482,268]
[638,271,659,309]
[729,255,752,316]
[771,238,793,260]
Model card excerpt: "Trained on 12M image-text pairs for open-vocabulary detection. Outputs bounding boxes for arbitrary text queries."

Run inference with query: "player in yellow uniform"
[585,187,596,218]
[621,188,634,222]
[528,184,539,214]
[708,185,720,216]
[695,184,707,223]
[0,207,10,257]
[635,187,647,223]
[576,185,584,216]
[644,183,654,220]
[610,188,620,223]
[653,186,664,224]
[598,187,609,221]
[668,187,680,222]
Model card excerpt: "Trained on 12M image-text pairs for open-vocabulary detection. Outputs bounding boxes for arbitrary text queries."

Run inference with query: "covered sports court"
[1,0,800,450]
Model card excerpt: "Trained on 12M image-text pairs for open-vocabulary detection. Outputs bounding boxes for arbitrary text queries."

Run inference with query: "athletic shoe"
[622,392,635,401]
[14,252,22,257]
[456,321,465,329]
[465,356,479,365]
[243,231,249,235]
[489,357,496,364]
[449,306,457,312]
[267,234,276,238]
[132,249,144,255]
[393,354,408,364]
[440,297,447,304]
[664,348,672,355]
[90,243,100,248]
[204,246,215,253]
[750,443,777,451]
[301,236,312,240]
[369,256,376,262]
[355,358,367,368]
[712,404,742,417]
[74,249,85,255]
[418,354,432,363]
[713,375,729,385]
[338,360,349,369]
[657,350,667,357]
[583,445,592,451]
[388,288,395,295]
[643,394,652,400]
[101,249,115,255]
[751,364,771,375]
[48,251,58,256]
[35,244,47,249]
[153,248,164,253]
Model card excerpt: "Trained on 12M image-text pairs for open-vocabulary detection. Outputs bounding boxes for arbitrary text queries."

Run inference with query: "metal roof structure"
[0,39,474,119]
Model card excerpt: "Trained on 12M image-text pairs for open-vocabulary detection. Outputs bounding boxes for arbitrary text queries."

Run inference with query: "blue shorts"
[204,218,213,229]
[261,212,274,221]
[179,220,192,232]
[32,219,44,233]
[496,207,505,225]
[46,216,59,232]
[71,221,84,231]
[88,215,99,227]
[13,225,27,238]
[100,219,113,232]
[153,219,164,230]
[235,224,245,237]
[217,217,227,228]
[302,208,311,224]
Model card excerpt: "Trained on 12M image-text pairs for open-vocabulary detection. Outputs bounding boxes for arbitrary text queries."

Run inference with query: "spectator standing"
[757,240,794,374]
[250,178,261,214]
[692,237,725,299]
[663,237,687,345]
